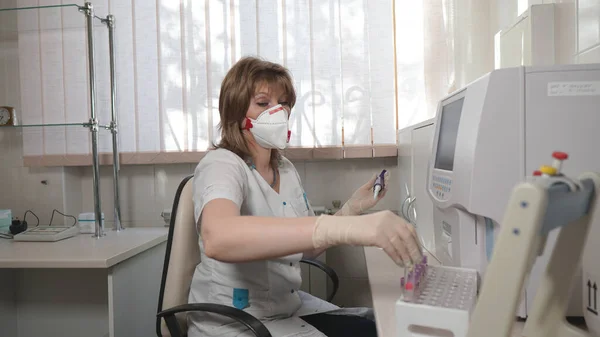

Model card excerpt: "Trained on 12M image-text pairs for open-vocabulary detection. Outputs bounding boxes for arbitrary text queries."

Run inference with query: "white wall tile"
[0,163,19,215]
[0,130,19,166]
[578,0,600,51]
[80,167,116,224]
[117,165,156,223]
[577,43,600,63]
[62,167,83,223]
[7,131,23,164]
[154,164,194,214]
[493,0,519,33]
[19,166,66,225]
[303,157,400,212]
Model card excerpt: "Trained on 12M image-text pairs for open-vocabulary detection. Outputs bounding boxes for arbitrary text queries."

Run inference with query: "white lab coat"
[188,149,373,337]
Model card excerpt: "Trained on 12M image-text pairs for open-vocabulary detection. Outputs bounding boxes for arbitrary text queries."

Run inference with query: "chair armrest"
[157,303,272,337]
[300,258,339,302]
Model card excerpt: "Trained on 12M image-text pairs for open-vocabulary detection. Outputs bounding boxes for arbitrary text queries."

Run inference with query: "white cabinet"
[397,127,412,218]
[411,124,436,250]
[495,4,555,69]
[397,118,436,252]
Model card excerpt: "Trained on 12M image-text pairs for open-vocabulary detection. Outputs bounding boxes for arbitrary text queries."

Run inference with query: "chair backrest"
[157,175,199,337]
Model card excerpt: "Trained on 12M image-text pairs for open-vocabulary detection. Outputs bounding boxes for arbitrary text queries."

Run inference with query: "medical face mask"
[244,104,291,150]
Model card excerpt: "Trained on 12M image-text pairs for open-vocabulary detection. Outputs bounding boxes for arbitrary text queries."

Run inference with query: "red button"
[533,170,542,176]
[552,152,568,160]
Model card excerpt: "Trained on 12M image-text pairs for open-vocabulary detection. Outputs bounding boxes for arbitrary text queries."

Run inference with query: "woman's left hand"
[337,171,390,216]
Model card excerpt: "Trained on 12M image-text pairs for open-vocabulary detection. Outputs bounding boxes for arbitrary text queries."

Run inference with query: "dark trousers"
[300,313,378,337]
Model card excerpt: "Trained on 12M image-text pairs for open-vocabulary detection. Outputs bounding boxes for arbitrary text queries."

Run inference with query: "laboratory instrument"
[468,167,600,337]
[427,63,600,317]
[12,225,79,242]
[373,169,387,199]
[397,156,600,336]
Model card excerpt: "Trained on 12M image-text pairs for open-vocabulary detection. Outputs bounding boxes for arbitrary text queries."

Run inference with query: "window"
[11,0,456,165]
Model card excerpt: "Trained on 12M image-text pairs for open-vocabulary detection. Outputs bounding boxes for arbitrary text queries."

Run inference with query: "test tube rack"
[395,152,600,337]
[395,256,478,336]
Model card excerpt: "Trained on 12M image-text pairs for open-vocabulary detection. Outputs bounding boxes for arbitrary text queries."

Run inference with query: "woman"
[189,56,423,337]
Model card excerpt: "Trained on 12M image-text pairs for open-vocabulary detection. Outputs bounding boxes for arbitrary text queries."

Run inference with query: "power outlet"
[160,208,171,227]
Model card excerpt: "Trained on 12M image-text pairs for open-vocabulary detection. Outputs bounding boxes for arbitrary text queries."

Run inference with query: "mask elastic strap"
[243,118,253,130]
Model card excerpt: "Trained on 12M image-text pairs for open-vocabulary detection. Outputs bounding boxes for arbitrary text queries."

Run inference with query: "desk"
[0,227,168,337]
[364,247,526,337]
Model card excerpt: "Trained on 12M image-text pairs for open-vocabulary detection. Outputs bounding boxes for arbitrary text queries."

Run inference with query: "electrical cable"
[49,209,77,227]
[23,210,40,227]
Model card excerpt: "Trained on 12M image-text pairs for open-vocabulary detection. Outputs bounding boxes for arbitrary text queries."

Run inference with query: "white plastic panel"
[495,4,555,69]
[397,127,412,219]
[525,65,600,318]
[497,15,532,68]
[411,123,436,251]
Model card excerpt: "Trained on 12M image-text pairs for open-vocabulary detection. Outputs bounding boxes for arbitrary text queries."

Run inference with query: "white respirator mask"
[243,104,291,150]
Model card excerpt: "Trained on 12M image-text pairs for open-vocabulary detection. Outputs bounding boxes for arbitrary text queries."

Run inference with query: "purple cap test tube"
[373,170,387,199]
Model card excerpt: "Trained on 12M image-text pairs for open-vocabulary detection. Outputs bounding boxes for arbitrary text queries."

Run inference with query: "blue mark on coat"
[303,192,310,210]
[232,288,249,310]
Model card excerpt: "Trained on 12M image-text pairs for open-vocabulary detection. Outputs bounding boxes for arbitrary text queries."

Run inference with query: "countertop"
[0,227,168,268]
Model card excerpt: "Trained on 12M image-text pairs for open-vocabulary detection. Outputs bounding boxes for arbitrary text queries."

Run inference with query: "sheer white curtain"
[405,0,492,129]
[421,0,456,124]
[180,0,398,157]
[120,0,399,158]
[14,0,478,163]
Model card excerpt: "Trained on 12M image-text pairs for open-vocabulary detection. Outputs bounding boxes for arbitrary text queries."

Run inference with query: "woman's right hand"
[312,210,423,267]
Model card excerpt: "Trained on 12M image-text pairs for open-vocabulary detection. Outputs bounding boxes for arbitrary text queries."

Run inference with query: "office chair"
[156,175,340,337]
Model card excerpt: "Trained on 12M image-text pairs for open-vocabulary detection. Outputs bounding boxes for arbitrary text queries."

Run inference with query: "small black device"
[9,210,39,235]
[10,218,27,235]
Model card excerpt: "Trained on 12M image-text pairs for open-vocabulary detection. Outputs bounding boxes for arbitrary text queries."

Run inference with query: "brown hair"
[215,56,296,168]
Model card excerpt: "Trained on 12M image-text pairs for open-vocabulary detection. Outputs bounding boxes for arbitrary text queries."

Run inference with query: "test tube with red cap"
[552,152,568,174]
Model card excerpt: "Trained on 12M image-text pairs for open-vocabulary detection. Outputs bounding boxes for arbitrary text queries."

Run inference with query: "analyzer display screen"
[434,97,464,171]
